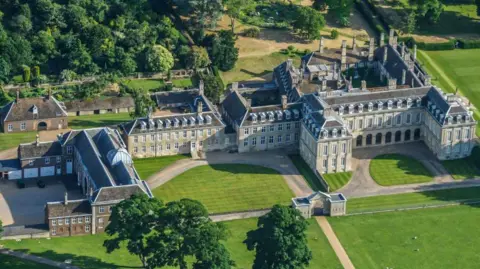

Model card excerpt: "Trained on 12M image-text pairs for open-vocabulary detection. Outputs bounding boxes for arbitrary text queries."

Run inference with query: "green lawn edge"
[369,154,434,186]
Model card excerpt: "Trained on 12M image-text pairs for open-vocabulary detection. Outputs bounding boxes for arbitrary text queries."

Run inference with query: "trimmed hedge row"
[398,36,456,51]
[458,39,480,49]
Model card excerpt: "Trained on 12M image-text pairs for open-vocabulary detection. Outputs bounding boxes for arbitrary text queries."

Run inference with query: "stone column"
[380,32,385,47]
[383,46,388,64]
[401,69,407,85]
[319,37,324,54]
[388,29,395,45]
[341,40,347,70]
[368,37,375,61]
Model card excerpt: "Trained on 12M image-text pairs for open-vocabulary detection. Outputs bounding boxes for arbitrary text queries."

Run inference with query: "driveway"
[0,177,83,226]
[147,149,313,197]
[338,141,470,198]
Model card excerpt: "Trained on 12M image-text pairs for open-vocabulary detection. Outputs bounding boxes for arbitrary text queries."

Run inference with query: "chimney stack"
[383,46,388,64]
[368,37,375,61]
[401,42,405,58]
[231,81,238,93]
[64,192,68,205]
[16,90,20,102]
[198,80,204,95]
[281,95,288,110]
[341,40,347,70]
[388,78,397,90]
[319,37,324,54]
[286,59,293,70]
[35,134,40,146]
[380,32,385,47]
[321,79,327,91]
[47,87,52,99]
[401,69,407,85]
[361,80,367,90]
[352,35,357,52]
[389,29,394,45]
[413,44,417,61]
[197,100,203,114]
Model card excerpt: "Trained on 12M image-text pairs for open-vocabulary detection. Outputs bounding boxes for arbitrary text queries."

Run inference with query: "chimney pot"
[64,192,68,205]
[198,80,204,95]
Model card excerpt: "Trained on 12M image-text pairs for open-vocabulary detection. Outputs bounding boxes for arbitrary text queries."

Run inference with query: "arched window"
[395,131,402,142]
[405,130,411,141]
[375,133,382,144]
[366,134,373,145]
[385,132,392,143]
[356,135,363,147]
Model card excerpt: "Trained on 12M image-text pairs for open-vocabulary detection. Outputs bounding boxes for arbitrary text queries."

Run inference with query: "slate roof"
[3,96,67,122]
[303,49,367,67]
[374,45,422,88]
[222,90,248,126]
[153,90,199,107]
[93,185,145,204]
[242,103,303,126]
[273,61,302,103]
[65,97,134,112]
[18,141,63,160]
[46,200,92,218]
[322,87,431,106]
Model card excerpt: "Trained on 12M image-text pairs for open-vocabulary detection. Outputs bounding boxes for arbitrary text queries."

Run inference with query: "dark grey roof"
[240,88,281,107]
[374,45,422,88]
[303,94,325,111]
[65,97,134,112]
[46,200,92,218]
[3,96,67,122]
[305,49,367,66]
[93,185,145,203]
[273,62,302,103]
[323,87,431,106]
[426,87,450,113]
[154,90,198,107]
[18,141,62,160]
[0,159,20,172]
[222,91,248,126]
[242,103,303,126]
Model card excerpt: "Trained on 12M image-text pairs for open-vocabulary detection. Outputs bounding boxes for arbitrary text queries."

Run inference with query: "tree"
[292,7,325,40]
[326,0,353,26]
[224,0,255,33]
[312,0,328,11]
[126,86,156,118]
[59,69,77,82]
[210,30,238,71]
[477,0,480,16]
[410,0,444,24]
[174,0,224,29]
[147,199,234,269]
[186,46,211,70]
[144,46,174,73]
[104,194,164,268]
[0,59,11,84]
[0,87,13,106]
[401,11,417,34]
[245,204,312,269]
[198,72,224,103]
[22,65,31,82]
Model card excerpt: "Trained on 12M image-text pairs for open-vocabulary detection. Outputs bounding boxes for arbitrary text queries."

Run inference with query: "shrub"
[304,48,312,55]
[243,27,261,38]
[458,39,480,49]
[17,180,25,189]
[330,29,339,39]
[37,180,45,188]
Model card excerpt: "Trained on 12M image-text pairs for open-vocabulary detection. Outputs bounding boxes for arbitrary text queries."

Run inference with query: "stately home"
[13,127,152,237]
[123,30,476,178]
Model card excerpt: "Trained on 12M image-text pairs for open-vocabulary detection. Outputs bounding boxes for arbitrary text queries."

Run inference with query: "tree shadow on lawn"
[239,69,272,79]
[207,164,281,176]
[408,186,480,210]
[14,249,142,269]
[372,154,434,178]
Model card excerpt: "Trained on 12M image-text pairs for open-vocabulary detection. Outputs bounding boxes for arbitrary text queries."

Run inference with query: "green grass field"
[330,205,480,268]
[220,52,301,84]
[369,154,434,186]
[441,147,480,180]
[347,186,480,214]
[152,164,294,213]
[2,218,341,269]
[68,113,131,130]
[123,78,193,91]
[133,154,190,179]
[323,172,353,192]
[0,254,55,269]
[0,131,37,151]
[288,154,326,192]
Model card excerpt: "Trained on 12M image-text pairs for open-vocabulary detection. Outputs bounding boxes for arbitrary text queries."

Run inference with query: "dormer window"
[407,98,412,107]
[358,104,364,113]
[368,102,373,112]
[447,116,453,124]
[339,105,344,115]
[32,105,38,119]
[456,115,461,123]
[189,116,196,126]
[323,130,328,138]
[416,98,422,107]
[285,110,291,120]
[251,113,257,123]
[276,110,283,120]
[341,128,346,137]
[206,115,212,124]
[165,119,171,128]
[260,112,266,122]
[268,112,274,121]
[157,119,163,129]
[332,128,338,138]
[182,117,188,126]
[349,104,354,114]
[387,100,393,109]
[397,99,403,108]
[140,121,147,131]
[197,115,204,125]
[149,119,155,129]
[174,118,180,128]
[377,101,383,111]
[293,109,300,119]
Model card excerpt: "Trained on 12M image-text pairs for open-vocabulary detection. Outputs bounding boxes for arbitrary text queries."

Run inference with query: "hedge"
[457,39,480,49]
[398,36,456,51]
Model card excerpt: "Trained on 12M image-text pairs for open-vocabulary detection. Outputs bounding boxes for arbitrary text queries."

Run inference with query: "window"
[142,146,146,153]
[166,133,171,140]
[58,219,63,226]
[332,144,337,154]
[252,137,257,146]
[261,126,266,133]
[406,114,411,124]
[78,217,83,224]
[191,130,195,137]
[342,143,346,153]
[261,136,266,144]
[56,156,61,164]
[7,124,12,132]
[98,217,104,224]
[198,130,203,137]
[286,123,291,130]
[253,127,258,134]
[294,133,299,141]
[142,135,146,142]
[269,125,275,132]
[323,145,328,155]
[455,130,461,140]
[269,136,274,143]
[277,135,282,143]
[396,114,402,125]
[286,134,291,142]
[85,216,90,223]
[447,131,452,142]
[134,136,138,143]
[175,142,179,149]
[348,120,354,130]
[323,159,328,168]
[52,228,56,235]
[386,116,392,126]
[465,128,471,139]
[244,140,249,147]
[208,129,212,135]
[134,147,138,153]
[332,158,337,168]
[150,145,155,152]
[192,142,196,148]
[377,117,383,127]
[244,128,249,135]
[67,146,73,154]
[72,218,77,224]
[277,124,283,131]
[367,118,373,128]
[295,122,300,129]
[167,144,171,150]
[52,219,57,226]
[85,225,90,232]
[65,218,70,225]
[158,134,162,141]
[20,122,26,131]
[99,206,105,213]
[29,160,34,166]
[151,134,155,141]
[341,157,346,166]
[358,119,363,129]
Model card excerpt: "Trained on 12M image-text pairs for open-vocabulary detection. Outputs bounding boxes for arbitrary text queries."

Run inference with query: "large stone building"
[0,92,68,132]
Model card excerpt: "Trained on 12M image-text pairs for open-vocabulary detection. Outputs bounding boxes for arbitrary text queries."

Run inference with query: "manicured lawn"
[347,186,480,214]
[3,218,341,269]
[220,52,301,84]
[152,164,294,213]
[223,218,342,269]
[369,154,433,186]
[288,154,326,192]
[68,113,131,130]
[329,205,480,268]
[123,78,193,91]
[323,172,353,192]
[133,154,190,179]
[0,131,37,151]
[418,49,480,136]
[0,253,56,269]
[442,147,480,180]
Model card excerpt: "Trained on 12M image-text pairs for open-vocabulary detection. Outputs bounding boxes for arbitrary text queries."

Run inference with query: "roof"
[374,45,422,88]
[222,90,248,126]
[64,97,134,112]
[242,103,303,126]
[273,61,302,103]
[46,199,92,218]
[304,49,368,67]
[3,96,67,122]
[153,90,199,107]
[93,185,146,204]
[18,141,62,160]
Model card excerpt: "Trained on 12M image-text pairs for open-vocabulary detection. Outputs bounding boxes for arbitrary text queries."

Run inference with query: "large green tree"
[174,0,223,29]
[144,45,174,73]
[245,204,312,269]
[104,194,164,268]
[210,30,238,71]
[409,0,444,24]
[186,46,211,70]
[292,6,325,40]
[224,0,255,33]
[326,0,353,26]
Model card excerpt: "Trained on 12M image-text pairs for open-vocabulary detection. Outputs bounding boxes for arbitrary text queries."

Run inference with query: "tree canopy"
[209,30,239,72]
[245,204,312,269]
[326,0,353,26]
[293,6,326,41]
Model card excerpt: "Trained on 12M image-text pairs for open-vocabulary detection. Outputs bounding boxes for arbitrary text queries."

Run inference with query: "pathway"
[315,216,355,269]
[0,248,79,269]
